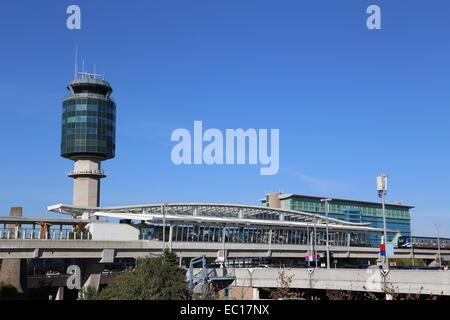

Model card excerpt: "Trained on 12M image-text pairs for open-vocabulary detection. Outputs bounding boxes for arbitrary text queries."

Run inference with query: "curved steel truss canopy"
[48,202,372,227]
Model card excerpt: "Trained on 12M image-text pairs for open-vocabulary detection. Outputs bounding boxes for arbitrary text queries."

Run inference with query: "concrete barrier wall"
[232,268,450,296]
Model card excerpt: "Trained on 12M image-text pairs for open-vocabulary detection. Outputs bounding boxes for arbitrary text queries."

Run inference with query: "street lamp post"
[321,198,332,269]
[435,224,442,268]
[306,223,310,268]
[313,218,318,268]
[377,174,389,269]
[410,228,415,267]
[162,203,167,251]
[222,227,227,268]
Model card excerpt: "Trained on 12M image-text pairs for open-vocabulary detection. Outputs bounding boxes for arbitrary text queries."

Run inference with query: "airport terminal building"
[261,193,413,247]
[46,75,409,254]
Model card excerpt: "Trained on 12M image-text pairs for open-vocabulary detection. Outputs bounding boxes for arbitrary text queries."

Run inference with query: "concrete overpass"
[21,265,450,299]
[0,239,448,261]
[0,210,447,299]
[230,267,450,298]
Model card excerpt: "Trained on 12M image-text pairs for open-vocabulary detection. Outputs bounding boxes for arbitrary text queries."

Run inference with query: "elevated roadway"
[0,239,448,262]
[232,267,450,296]
[24,267,450,297]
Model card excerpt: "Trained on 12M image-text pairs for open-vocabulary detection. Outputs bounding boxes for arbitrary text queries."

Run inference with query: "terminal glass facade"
[262,195,412,247]
[139,224,372,247]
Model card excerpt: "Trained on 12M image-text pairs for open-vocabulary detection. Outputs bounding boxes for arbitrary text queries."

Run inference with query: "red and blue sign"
[379,244,386,256]
[305,254,317,262]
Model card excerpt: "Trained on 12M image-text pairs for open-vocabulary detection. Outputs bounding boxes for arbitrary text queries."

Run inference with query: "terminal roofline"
[47,202,373,227]
[92,211,396,233]
[261,193,415,209]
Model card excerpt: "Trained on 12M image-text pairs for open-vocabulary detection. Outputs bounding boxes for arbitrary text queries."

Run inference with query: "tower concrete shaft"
[69,158,106,207]
[0,207,27,293]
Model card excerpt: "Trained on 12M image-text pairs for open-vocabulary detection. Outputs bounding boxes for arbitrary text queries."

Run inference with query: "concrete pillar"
[55,287,64,300]
[69,158,105,207]
[267,193,281,208]
[9,207,22,217]
[73,177,100,207]
[38,223,50,239]
[80,259,104,291]
[252,288,260,300]
[0,207,27,294]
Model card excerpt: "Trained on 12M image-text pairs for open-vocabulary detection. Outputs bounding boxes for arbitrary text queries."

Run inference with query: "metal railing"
[67,169,105,176]
[0,228,92,240]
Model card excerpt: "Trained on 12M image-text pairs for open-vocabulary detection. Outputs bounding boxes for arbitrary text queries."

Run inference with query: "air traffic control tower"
[61,73,116,207]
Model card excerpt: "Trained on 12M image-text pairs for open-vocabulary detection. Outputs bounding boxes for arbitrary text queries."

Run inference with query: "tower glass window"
[61,78,116,160]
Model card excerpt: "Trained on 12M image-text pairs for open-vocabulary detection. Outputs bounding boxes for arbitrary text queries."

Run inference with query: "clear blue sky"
[0,0,449,237]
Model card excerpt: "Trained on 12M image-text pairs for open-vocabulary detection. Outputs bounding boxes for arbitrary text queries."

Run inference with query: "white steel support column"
[321,198,332,269]
[169,225,173,251]
[222,227,227,265]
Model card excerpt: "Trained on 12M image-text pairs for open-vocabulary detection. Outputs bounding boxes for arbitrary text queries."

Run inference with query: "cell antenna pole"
[74,44,78,79]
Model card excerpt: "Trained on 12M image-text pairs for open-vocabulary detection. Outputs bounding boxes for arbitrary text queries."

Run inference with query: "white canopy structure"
[47,202,394,233]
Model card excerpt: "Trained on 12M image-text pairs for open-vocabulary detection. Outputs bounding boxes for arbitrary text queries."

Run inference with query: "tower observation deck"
[61,73,116,207]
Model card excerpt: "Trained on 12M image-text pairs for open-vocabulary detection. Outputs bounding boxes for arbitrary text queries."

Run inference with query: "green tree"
[95,250,187,300]
[78,286,99,300]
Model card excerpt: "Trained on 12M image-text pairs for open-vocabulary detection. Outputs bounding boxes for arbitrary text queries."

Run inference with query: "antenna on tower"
[74,44,78,79]
[94,64,96,79]
[82,59,85,78]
